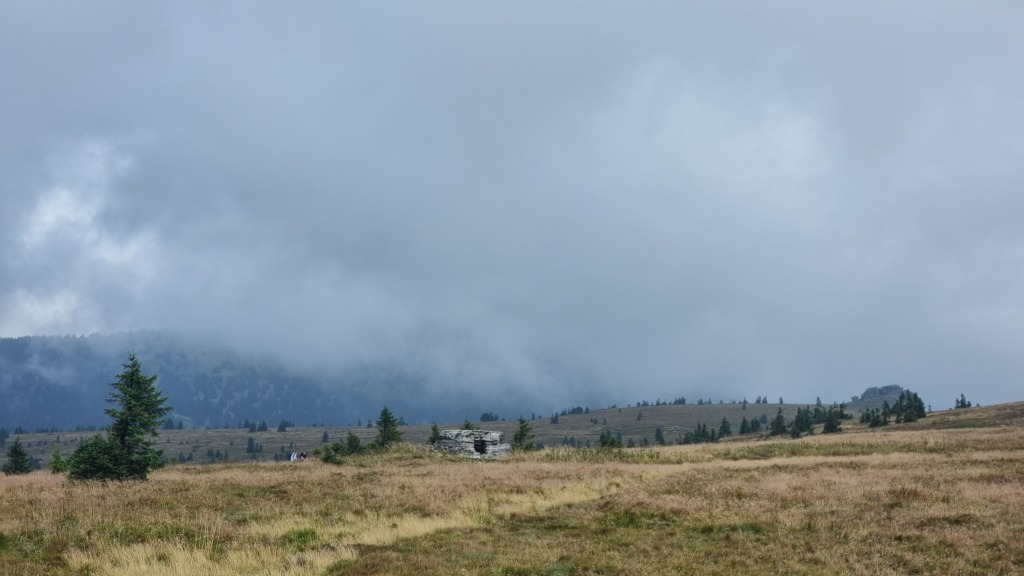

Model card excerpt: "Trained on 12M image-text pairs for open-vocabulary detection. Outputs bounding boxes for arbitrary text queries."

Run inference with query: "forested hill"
[0,332,479,430]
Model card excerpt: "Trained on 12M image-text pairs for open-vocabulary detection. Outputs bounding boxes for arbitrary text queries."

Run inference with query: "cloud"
[1,2,1023,407]
[2,142,157,335]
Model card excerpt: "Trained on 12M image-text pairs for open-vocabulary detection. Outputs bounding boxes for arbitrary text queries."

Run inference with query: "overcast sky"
[2,2,1022,408]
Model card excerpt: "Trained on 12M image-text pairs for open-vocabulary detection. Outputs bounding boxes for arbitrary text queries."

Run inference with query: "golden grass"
[2,404,1023,575]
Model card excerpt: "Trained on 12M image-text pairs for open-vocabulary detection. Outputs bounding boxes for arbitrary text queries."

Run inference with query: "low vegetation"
[1,401,1021,575]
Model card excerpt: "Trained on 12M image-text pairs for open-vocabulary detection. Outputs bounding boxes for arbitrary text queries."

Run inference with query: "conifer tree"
[955,393,972,409]
[512,417,536,451]
[375,406,403,448]
[769,408,788,437]
[3,437,33,475]
[346,432,364,455]
[719,417,732,437]
[49,447,68,473]
[105,353,171,477]
[823,409,842,434]
[428,423,441,444]
[69,353,171,481]
[749,418,761,434]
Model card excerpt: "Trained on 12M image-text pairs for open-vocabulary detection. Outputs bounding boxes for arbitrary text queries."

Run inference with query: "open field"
[4,399,878,468]
[2,402,1022,575]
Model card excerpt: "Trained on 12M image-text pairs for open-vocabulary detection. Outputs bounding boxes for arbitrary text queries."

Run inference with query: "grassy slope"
[3,400,841,468]
[1,402,1021,575]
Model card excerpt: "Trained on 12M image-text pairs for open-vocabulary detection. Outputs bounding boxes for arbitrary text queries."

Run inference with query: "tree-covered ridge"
[0,332,537,430]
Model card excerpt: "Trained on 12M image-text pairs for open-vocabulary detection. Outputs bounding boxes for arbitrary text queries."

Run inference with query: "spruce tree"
[375,406,403,448]
[428,423,441,444]
[769,408,788,437]
[69,353,171,481]
[719,417,732,437]
[346,432,364,455]
[49,447,68,474]
[3,437,33,475]
[512,417,536,451]
[749,418,761,434]
[823,409,842,434]
[104,353,172,479]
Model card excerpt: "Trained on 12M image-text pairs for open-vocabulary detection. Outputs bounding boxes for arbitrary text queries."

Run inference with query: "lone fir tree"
[512,417,536,451]
[68,353,171,481]
[375,406,403,448]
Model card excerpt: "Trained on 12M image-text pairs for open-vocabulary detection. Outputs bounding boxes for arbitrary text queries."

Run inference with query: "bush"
[68,435,130,481]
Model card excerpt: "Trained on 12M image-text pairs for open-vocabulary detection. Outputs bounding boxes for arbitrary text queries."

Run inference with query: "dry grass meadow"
[2,403,1022,575]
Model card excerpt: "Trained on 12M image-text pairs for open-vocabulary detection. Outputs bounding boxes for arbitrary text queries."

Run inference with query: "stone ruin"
[431,429,513,460]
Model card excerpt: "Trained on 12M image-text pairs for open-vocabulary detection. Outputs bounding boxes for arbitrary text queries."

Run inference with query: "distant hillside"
[0,331,926,434]
[0,332,525,430]
[6,398,1016,471]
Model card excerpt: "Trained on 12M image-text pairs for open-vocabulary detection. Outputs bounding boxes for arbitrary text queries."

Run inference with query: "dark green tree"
[316,432,361,464]
[512,417,536,451]
[346,432,364,455]
[107,353,171,476]
[892,391,926,423]
[955,393,972,409]
[822,408,842,434]
[375,406,403,448]
[3,437,33,475]
[73,353,171,481]
[654,427,665,445]
[749,418,762,434]
[768,408,788,437]
[68,434,126,480]
[49,447,68,474]
[428,423,442,444]
[321,431,329,443]
[792,406,815,435]
[462,419,476,430]
[719,417,732,437]
[598,430,622,448]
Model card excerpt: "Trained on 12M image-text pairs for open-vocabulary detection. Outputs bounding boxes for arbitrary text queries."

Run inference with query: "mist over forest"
[0,331,613,430]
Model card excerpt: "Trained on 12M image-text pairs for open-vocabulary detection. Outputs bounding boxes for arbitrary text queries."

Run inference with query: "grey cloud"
[2,2,1022,408]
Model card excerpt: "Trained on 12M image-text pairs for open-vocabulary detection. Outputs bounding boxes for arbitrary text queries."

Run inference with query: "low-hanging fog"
[2,2,1023,409]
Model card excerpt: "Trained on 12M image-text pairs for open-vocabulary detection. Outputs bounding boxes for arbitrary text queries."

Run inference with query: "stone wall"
[431,429,512,460]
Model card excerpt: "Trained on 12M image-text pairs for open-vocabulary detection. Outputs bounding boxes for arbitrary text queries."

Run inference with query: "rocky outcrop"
[858,385,904,401]
[431,429,512,460]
